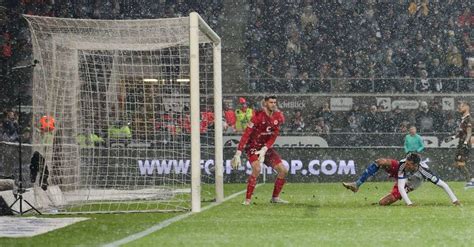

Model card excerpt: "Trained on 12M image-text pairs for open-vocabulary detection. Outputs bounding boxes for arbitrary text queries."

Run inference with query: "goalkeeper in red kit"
[231,95,288,205]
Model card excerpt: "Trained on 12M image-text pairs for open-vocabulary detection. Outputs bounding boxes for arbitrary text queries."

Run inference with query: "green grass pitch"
[1,182,473,247]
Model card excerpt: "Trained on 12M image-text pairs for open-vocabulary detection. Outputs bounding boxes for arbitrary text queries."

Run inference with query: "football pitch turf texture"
[1,182,473,247]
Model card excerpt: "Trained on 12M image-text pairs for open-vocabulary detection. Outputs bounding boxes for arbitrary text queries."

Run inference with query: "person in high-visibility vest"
[235,97,253,133]
[108,121,132,145]
[77,131,104,148]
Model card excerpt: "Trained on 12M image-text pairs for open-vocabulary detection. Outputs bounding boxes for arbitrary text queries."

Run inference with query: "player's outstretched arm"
[464,125,472,146]
[233,117,256,169]
[397,178,413,206]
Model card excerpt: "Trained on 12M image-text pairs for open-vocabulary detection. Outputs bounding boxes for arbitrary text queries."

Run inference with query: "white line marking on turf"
[102,185,260,247]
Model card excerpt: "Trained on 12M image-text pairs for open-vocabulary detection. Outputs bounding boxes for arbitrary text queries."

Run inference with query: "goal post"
[189,12,223,212]
[23,12,223,213]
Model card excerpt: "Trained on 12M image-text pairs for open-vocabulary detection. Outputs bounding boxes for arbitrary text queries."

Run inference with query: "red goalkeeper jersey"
[237,109,284,151]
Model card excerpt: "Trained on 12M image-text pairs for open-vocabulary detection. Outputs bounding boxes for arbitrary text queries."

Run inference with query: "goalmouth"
[24,12,223,213]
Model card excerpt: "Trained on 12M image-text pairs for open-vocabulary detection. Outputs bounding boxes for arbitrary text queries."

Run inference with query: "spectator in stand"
[235,97,253,133]
[1,110,19,142]
[400,76,415,93]
[430,101,444,132]
[333,68,349,93]
[223,104,236,133]
[344,115,362,133]
[248,58,260,91]
[404,126,425,154]
[363,105,382,133]
[200,107,215,134]
[468,57,474,79]
[397,121,410,134]
[283,71,294,93]
[446,44,464,77]
[443,112,458,133]
[300,5,317,30]
[378,105,393,132]
[314,63,332,92]
[289,110,305,132]
[381,48,399,92]
[417,70,430,93]
[457,7,473,28]
[390,107,408,132]
[156,111,177,136]
[429,58,445,92]
[461,31,473,57]
[178,111,192,135]
[314,117,329,135]
[317,102,334,129]
[415,101,434,133]
[1,31,13,75]
[297,71,310,93]
[347,104,364,126]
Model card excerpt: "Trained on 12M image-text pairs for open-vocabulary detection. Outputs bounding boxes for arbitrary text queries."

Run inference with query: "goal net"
[24,13,223,213]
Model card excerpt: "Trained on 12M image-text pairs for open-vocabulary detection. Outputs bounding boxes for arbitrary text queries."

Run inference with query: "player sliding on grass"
[343,153,460,206]
[231,95,288,205]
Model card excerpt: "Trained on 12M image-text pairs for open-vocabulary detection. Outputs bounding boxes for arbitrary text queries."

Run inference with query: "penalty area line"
[102,185,260,247]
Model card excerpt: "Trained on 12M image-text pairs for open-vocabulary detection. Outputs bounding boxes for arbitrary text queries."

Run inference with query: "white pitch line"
[102,185,260,247]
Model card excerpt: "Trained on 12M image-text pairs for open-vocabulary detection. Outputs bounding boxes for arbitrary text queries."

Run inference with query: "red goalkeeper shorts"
[390,182,413,200]
[245,147,282,168]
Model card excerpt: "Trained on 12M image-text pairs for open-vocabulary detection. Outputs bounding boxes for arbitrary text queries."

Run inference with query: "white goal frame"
[24,12,223,213]
[189,12,223,212]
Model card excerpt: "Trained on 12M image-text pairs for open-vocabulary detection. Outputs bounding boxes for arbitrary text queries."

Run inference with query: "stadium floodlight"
[24,12,223,213]
[176,78,190,82]
[143,79,158,82]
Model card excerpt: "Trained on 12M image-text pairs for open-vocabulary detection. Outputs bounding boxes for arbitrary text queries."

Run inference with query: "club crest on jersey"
[273,120,278,125]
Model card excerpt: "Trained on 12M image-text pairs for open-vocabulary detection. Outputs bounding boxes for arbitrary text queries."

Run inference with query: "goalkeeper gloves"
[231,150,242,169]
[255,146,268,164]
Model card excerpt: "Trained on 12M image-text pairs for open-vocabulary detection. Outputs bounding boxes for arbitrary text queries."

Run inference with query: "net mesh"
[24,15,218,213]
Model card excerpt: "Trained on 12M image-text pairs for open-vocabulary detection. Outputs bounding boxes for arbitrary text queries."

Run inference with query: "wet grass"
[1,182,473,247]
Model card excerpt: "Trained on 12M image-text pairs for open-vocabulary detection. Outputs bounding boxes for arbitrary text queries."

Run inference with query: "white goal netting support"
[24,12,223,213]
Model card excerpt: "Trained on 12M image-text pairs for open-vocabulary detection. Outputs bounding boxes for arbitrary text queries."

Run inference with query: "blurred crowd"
[246,1,473,93]
[283,100,455,135]
[2,1,472,98]
[0,96,463,145]
[1,1,473,143]
[0,0,222,142]
[0,0,222,106]
[224,97,460,135]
